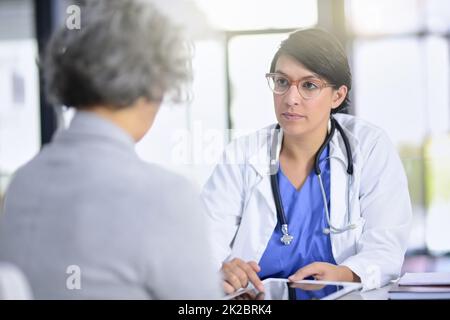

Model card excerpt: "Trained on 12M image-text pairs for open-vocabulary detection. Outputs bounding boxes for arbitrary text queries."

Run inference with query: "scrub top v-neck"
[258,146,336,281]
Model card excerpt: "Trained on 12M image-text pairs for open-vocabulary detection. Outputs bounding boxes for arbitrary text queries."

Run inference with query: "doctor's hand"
[288,262,360,283]
[221,258,265,294]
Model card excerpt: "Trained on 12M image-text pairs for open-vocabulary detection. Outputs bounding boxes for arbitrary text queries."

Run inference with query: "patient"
[0,0,221,299]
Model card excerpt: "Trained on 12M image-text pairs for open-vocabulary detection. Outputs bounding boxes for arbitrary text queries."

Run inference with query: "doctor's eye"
[274,76,290,88]
[301,80,320,91]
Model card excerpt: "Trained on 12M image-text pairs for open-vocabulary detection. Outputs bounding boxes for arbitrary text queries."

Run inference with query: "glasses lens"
[267,75,290,94]
[266,74,331,99]
[298,79,322,99]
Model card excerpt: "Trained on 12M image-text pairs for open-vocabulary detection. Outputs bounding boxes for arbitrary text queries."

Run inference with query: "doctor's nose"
[283,85,302,108]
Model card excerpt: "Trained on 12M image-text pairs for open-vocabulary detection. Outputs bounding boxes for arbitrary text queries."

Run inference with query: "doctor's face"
[272,54,340,137]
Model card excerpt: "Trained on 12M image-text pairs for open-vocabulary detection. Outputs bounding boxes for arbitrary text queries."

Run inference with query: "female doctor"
[202,28,412,295]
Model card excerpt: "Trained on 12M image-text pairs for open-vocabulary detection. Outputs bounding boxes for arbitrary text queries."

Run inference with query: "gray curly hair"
[44,0,192,109]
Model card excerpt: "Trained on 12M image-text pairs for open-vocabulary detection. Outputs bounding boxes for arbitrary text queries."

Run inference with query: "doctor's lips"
[281,112,306,121]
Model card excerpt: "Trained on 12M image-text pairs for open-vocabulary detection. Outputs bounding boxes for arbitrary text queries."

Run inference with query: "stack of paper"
[389,272,450,300]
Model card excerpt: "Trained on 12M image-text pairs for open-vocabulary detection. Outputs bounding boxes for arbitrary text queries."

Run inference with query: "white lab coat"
[201,114,412,291]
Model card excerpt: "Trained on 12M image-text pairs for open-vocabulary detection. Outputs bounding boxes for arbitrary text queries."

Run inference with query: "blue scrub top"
[258,146,336,281]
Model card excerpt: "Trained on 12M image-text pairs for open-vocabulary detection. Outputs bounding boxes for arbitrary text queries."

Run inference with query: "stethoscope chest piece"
[280,224,293,245]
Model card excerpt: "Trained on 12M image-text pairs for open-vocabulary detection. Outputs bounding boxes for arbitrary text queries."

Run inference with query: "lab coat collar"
[247,120,359,221]
[248,122,355,178]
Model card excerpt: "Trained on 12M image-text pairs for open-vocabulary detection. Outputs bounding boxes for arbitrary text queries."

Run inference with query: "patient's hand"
[221,258,265,294]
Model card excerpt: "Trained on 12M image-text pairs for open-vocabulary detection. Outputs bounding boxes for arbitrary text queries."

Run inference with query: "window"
[0,0,40,204]
[195,0,317,31]
[348,0,450,253]
[346,0,422,35]
[228,33,289,138]
[136,39,228,187]
[212,0,319,138]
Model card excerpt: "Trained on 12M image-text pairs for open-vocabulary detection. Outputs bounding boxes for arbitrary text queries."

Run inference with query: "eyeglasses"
[265,73,335,100]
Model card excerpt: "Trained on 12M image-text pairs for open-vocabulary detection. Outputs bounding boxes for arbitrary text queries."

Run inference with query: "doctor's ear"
[331,85,348,110]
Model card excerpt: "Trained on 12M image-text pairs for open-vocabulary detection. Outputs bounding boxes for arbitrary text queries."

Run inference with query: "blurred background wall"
[0,0,449,272]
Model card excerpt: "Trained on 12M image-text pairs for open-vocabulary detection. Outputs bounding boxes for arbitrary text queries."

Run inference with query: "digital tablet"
[224,278,362,300]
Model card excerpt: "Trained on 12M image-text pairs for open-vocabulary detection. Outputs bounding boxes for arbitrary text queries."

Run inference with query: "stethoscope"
[270,115,358,245]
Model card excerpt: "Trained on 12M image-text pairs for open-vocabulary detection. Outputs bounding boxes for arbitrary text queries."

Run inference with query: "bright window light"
[424,135,450,254]
[425,36,449,135]
[0,40,40,175]
[194,0,318,31]
[228,33,288,138]
[425,0,450,33]
[347,0,422,35]
[353,37,427,145]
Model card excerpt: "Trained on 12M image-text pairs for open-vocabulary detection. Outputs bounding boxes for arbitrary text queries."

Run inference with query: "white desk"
[338,283,394,300]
